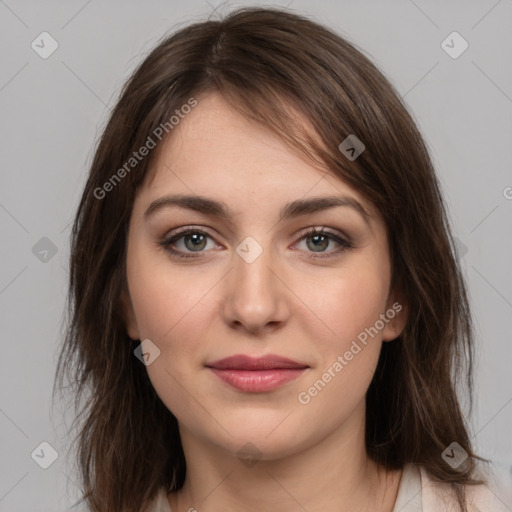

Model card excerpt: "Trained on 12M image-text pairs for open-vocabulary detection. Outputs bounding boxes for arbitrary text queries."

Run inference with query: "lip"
[206,354,308,370]
[205,354,309,393]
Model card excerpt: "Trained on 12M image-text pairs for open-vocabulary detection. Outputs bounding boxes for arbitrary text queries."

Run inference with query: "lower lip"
[208,368,307,392]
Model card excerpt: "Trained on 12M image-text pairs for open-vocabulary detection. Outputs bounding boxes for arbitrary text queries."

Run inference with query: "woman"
[55,6,511,512]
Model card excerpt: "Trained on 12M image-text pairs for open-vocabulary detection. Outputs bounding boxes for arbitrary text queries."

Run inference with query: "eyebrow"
[144,194,371,226]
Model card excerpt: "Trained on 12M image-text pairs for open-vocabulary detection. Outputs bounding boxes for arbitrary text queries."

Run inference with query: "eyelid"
[159,225,354,260]
[163,225,352,243]
[295,225,351,242]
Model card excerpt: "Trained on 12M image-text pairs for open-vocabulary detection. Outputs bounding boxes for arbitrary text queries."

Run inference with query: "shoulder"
[62,488,173,512]
[419,461,512,511]
[144,486,173,512]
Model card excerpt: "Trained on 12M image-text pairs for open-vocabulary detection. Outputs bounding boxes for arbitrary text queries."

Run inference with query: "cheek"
[293,268,388,421]
[128,265,214,416]
[127,256,219,381]
[299,260,390,346]
[292,258,390,407]
[128,247,217,342]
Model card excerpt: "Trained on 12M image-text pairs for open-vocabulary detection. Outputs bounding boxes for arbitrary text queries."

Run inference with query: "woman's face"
[123,92,406,460]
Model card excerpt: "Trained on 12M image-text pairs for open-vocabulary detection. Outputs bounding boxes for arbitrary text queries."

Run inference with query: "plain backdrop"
[0,1,511,510]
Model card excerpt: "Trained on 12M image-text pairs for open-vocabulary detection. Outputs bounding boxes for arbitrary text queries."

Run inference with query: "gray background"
[1,0,511,510]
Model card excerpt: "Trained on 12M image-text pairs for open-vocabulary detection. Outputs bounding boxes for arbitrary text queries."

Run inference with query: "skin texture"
[122,92,408,512]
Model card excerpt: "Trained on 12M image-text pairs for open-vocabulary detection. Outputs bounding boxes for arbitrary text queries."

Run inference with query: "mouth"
[205,354,309,392]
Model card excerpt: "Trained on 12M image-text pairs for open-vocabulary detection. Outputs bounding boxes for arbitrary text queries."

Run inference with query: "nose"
[221,239,290,335]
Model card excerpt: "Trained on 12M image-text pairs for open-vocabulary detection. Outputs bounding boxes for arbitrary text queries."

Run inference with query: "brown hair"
[54,6,487,511]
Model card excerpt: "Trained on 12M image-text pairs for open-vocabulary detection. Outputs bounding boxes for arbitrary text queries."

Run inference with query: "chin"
[196,415,314,462]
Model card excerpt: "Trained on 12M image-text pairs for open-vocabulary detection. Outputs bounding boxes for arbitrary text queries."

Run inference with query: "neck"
[169,404,402,512]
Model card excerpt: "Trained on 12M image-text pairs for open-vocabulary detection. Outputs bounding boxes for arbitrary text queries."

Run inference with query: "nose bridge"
[222,232,287,330]
[234,233,277,299]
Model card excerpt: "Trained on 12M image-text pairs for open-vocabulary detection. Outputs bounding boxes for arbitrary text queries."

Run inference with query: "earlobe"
[382,296,408,343]
[120,288,140,340]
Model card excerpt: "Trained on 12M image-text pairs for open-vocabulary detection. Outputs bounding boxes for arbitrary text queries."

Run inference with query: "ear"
[382,289,408,343]
[120,287,140,341]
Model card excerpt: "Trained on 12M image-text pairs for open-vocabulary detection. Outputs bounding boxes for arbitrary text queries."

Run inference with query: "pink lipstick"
[205,354,308,392]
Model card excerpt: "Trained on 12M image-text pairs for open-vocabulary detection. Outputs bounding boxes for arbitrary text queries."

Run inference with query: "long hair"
[54,7,486,511]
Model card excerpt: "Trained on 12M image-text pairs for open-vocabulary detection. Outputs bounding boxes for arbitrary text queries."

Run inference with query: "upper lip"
[206,354,309,370]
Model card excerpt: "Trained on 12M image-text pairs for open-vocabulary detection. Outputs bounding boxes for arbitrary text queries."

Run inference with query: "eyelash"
[159,226,353,260]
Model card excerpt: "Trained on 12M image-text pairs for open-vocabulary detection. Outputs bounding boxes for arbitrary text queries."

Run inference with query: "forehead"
[135,92,379,223]
[150,93,321,186]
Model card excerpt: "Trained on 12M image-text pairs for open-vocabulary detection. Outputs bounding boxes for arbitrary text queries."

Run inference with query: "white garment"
[148,462,512,512]
[389,462,512,512]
